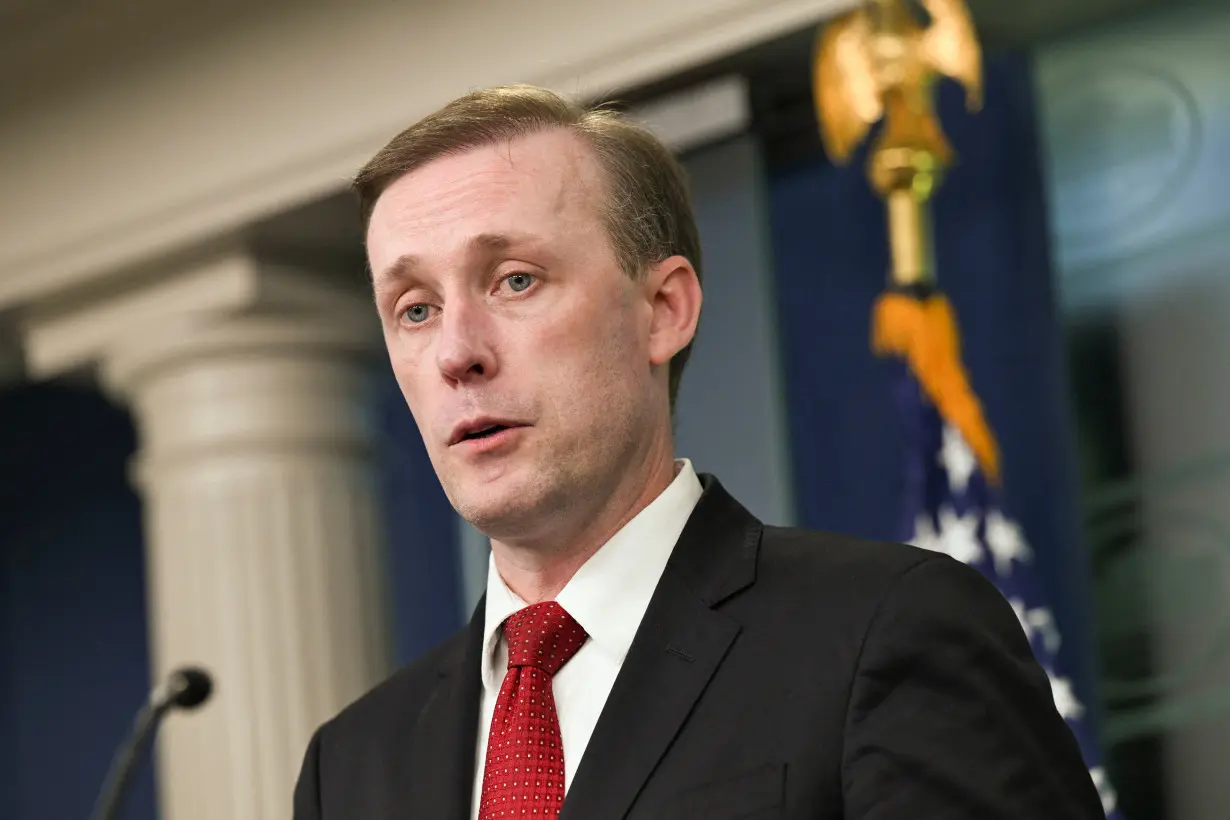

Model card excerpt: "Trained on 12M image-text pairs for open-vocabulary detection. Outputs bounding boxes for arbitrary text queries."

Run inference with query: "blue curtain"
[377,375,465,662]
[765,51,1101,716]
[0,383,155,820]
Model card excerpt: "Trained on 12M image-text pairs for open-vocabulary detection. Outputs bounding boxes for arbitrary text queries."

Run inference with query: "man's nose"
[435,300,497,384]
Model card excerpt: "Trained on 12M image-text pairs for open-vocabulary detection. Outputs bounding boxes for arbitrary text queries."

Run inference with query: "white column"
[21,250,395,820]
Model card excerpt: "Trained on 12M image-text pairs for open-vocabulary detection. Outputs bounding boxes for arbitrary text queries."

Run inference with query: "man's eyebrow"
[373,232,546,287]
[470,232,544,254]
[373,254,420,289]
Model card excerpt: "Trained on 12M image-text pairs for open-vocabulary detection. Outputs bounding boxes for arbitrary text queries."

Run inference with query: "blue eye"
[505,273,535,293]
[403,304,432,323]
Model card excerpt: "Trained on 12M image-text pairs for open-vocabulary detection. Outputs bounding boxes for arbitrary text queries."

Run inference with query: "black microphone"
[88,666,214,820]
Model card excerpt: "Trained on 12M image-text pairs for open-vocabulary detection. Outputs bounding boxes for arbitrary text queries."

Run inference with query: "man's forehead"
[389,130,597,204]
[366,130,607,275]
[368,131,604,246]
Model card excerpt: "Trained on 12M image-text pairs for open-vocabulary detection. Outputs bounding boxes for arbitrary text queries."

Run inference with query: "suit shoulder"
[317,626,470,741]
[760,524,936,578]
[752,525,966,612]
[754,525,1006,626]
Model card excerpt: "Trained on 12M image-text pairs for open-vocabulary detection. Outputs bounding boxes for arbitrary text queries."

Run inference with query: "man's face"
[366,129,668,540]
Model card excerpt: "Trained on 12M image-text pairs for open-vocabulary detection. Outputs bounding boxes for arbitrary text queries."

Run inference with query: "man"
[293,84,1105,819]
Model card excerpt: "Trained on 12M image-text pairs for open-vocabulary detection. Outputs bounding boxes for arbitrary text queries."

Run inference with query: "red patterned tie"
[477,601,588,820]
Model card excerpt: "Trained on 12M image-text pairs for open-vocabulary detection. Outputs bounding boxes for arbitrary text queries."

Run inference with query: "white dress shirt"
[470,459,704,818]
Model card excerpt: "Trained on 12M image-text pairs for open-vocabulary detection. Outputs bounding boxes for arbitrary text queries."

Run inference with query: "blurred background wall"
[1,0,1227,818]
[1036,2,1230,816]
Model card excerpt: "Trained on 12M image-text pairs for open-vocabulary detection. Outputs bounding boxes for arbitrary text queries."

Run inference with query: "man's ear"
[644,255,702,368]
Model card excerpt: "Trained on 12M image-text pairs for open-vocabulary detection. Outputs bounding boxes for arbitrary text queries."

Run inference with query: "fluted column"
[96,307,392,820]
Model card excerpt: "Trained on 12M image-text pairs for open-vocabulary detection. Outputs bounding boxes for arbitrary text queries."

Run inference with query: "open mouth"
[450,418,526,448]
[460,424,510,442]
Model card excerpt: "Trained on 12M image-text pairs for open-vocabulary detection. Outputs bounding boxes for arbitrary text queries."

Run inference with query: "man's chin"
[450,482,558,542]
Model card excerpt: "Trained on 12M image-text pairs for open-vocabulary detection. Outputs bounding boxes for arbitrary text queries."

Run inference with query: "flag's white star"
[1090,766,1118,815]
[1048,671,1085,721]
[937,505,984,565]
[1026,607,1062,654]
[909,513,943,553]
[939,424,978,494]
[984,509,1033,578]
[1009,599,1062,654]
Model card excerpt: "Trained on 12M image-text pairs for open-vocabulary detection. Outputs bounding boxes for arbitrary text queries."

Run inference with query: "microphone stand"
[88,667,213,820]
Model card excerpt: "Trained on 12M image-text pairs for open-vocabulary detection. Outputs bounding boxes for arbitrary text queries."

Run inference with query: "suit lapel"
[406,596,486,820]
[559,476,762,820]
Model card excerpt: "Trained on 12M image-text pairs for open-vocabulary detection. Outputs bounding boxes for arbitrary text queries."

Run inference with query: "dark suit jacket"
[293,475,1106,819]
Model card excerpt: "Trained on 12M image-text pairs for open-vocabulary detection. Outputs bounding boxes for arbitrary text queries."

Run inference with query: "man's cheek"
[392,374,433,432]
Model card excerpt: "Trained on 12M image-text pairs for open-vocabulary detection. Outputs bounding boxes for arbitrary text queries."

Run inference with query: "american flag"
[875,284,1121,818]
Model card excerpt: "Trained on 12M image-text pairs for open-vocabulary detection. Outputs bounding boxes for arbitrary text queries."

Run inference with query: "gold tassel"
[871,291,1002,486]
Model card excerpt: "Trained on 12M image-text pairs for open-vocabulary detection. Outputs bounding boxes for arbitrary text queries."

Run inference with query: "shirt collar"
[479,458,704,692]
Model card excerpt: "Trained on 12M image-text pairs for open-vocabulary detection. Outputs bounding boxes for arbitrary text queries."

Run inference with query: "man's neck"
[490,453,679,604]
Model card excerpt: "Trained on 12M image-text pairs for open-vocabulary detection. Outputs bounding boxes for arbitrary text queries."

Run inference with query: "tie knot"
[503,601,587,676]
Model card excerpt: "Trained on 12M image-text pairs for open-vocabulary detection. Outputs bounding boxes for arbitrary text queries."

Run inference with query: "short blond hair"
[354,84,703,409]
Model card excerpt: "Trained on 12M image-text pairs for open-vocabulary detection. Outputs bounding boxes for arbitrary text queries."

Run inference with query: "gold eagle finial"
[813,0,982,168]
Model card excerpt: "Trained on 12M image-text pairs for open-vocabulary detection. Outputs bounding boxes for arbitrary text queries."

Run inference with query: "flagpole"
[878,157,936,286]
